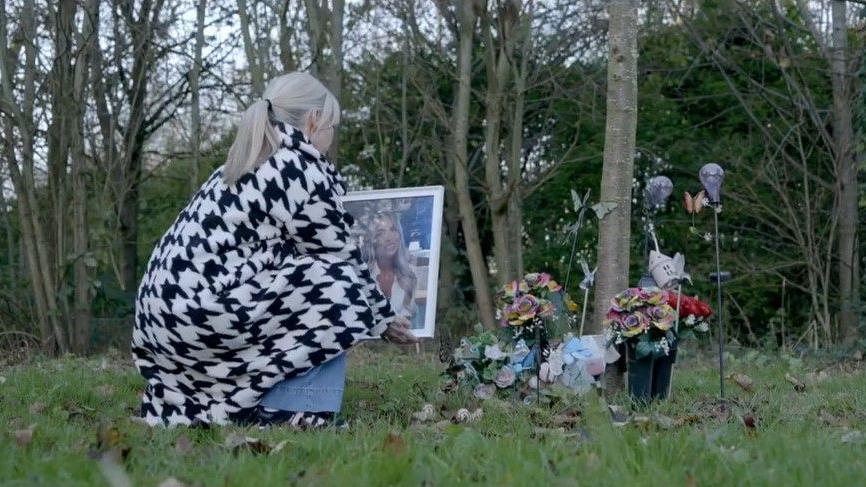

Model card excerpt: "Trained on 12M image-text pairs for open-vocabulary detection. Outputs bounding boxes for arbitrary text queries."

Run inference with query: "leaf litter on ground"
[223,432,287,455]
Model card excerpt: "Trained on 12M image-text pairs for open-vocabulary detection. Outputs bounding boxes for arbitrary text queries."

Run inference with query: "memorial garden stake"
[639,176,673,287]
[700,163,727,400]
[577,260,596,336]
[563,189,591,294]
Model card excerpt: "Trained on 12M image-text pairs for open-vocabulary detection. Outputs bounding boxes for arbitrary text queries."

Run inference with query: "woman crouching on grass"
[132,72,417,428]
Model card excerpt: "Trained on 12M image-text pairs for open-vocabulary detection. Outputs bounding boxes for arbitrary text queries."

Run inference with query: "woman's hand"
[382,316,419,344]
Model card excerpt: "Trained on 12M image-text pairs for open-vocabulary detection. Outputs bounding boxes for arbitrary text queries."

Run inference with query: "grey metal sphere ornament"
[644,175,674,210]
[699,163,725,204]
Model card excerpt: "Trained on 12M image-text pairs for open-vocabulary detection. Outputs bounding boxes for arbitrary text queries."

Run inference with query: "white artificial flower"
[484,344,506,361]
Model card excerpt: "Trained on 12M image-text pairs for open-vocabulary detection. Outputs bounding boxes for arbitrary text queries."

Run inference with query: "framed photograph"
[341,186,444,339]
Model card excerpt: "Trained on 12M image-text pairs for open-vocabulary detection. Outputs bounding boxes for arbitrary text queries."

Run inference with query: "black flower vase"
[650,347,677,400]
[627,343,677,404]
[626,343,654,405]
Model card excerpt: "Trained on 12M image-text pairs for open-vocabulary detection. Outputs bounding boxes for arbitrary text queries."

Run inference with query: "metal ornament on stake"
[563,189,591,294]
[577,260,597,336]
[700,163,726,400]
[640,176,674,287]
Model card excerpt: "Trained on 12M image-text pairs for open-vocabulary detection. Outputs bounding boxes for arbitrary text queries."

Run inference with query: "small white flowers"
[703,233,713,242]
[658,337,671,356]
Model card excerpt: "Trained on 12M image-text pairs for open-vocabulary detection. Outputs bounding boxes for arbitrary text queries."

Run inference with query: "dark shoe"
[255,406,333,429]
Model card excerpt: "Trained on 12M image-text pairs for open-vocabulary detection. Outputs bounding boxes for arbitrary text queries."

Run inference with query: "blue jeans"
[260,353,347,413]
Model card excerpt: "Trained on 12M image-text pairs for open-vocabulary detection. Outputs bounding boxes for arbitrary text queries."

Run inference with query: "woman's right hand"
[382,316,419,344]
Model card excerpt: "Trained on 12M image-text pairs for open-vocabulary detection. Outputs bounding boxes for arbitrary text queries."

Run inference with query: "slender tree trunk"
[453,0,496,330]
[506,6,531,279]
[593,0,639,391]
[278,0,298,71]
[238,0,264,96]
[190,0,206,194]
[117,0,161,292]
[19,1,68,352]
[831,0,859,343]
[70,0,98,353]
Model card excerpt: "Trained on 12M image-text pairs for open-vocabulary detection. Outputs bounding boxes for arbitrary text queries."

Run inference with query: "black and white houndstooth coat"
[132,121,396,426]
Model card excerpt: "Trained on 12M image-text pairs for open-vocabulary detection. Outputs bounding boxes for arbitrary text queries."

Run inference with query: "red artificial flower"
[666,292,713,318]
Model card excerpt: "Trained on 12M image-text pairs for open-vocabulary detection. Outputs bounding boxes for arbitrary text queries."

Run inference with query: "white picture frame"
[341,186,444,339]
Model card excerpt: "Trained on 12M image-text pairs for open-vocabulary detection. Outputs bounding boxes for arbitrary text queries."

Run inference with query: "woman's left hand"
[382,316,418,344]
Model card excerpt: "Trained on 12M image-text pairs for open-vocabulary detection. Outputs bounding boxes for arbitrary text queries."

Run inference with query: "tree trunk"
[303,0,344,162]
[831,0,859,344]
[506,6,531,279]
[70,0,98,354]
[238,0,265,96]
[593,0,639,391]
[191,0,206,194]
[482,2,519,285]
[453,0,496,330]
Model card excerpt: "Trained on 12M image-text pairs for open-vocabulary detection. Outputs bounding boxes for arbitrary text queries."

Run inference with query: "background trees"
[0,0,862,354]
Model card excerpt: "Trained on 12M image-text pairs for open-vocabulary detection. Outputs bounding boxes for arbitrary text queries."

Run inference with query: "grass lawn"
[1,345,865,486]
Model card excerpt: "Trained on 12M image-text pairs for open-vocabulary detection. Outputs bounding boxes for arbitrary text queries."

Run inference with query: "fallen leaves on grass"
[383,431,407,455]
[818,409,847,427]
[840,429,865,445]
[728,372,754,392]
[740,413,758,430]
[411,403,437,423]
[28,402,47,414]
[91,423,131,462]
[784,373,806,392]
[89,423,133,487]
[607,405,629,427]
[552,410,582,429]
[98,384,116,397]
[174,434,193,455]
[13,424,36,447]
[223,433,287,455]
[451,408,483,424]
[473,383,495,400]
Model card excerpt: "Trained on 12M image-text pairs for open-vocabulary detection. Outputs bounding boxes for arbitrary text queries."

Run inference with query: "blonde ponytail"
[224,99,279,184]
[223,72,340,185]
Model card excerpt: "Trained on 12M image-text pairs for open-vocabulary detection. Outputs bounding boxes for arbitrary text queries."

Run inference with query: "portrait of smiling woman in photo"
[363,213,419,327]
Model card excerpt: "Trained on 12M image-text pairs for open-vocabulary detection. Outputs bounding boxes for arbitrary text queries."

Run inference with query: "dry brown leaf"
[270,440,289,455]
[740,413,758,429]
[382,432,406,455]
[28,402,47,414]
[818,409,846,427]
[684,473,697,487]
[727,373,754,392]
[674,414,705,427]
[98,384,116,397]
[224,433,271,455]
[411,403,437,423]
[174,435,193,455]
[784,373,806,392]
[14,424,36,447]
[552,411,582,429]
[652,414,676,430]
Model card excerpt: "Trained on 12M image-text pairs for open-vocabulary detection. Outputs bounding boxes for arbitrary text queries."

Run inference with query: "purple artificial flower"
[494,366,517,388]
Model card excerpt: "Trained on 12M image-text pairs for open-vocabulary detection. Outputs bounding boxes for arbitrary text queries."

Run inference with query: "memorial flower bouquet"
[604,287,677,359]
[665,292,713,336]
[494,272,561,326]
[444,272,612,402]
